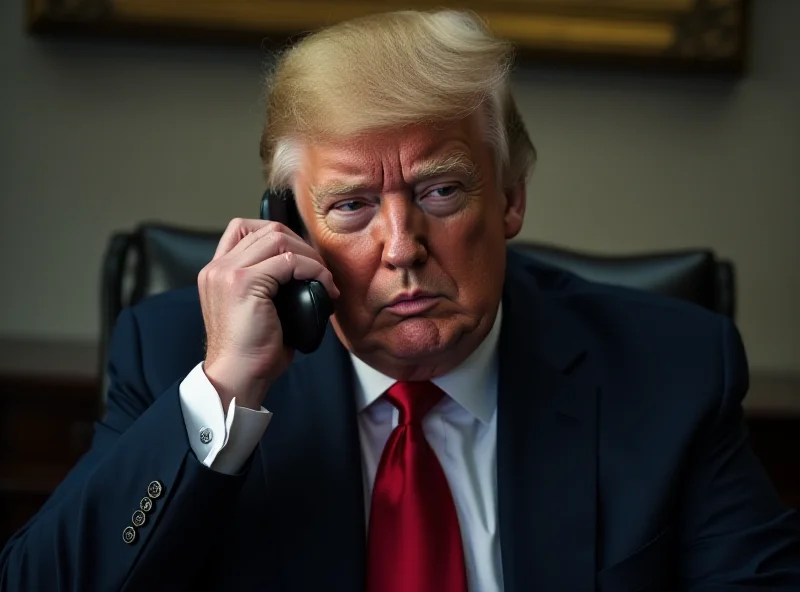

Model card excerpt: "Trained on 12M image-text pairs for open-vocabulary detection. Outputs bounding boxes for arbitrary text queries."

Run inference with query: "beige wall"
[1,1,798,372]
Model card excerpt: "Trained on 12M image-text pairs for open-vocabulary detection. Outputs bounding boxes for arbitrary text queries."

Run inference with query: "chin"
[377,317,462,361]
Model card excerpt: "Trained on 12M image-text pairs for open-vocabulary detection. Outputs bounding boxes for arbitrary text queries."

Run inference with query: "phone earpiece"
[260,190,334,354]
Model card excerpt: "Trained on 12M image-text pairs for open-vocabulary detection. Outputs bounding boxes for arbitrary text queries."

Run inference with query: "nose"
[376,195,428,270]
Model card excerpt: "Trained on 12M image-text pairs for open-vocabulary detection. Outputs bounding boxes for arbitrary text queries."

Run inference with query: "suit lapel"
[498,254,599,591]
[257,327,366,591]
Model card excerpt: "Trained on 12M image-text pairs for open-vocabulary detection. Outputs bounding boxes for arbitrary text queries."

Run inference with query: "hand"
[198,218,339,411]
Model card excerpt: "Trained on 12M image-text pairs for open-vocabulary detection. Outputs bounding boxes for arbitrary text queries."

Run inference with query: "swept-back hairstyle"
[260,9,536,189]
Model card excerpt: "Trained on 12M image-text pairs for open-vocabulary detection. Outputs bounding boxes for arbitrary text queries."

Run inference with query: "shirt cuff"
[179,362,272,475]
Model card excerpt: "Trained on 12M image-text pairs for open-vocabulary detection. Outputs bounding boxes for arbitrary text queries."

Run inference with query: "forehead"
[300,115,488,181]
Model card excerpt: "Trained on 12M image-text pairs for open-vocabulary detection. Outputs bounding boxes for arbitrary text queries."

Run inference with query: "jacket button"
[147,480,163,499]
[132,510,147,527]
[122,526,137,545]
[140,497,153,512]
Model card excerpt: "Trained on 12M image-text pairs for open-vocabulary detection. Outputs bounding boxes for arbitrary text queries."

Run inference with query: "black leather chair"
[98,223,736,399]
[99,224,223,400]
[511,242,735,318]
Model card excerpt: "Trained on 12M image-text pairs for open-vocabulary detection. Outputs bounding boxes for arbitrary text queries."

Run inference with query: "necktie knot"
[384,381,444,425]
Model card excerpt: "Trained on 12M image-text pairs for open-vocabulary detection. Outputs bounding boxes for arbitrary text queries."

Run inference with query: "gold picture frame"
[27,0,749,73]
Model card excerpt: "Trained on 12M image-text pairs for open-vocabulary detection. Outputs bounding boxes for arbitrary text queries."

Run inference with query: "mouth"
[384,292,441,316]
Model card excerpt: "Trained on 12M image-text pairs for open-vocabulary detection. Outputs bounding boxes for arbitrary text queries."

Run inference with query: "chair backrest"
[511,241,735,318]
[98,224,735,402]
[98,224,222,403]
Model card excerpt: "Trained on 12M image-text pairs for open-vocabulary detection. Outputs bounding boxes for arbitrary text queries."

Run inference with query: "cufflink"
[199,426,213,445]
[140,497,153,512]
[147,480,163,499]
[132,510,147,527]
[122,526,137,545]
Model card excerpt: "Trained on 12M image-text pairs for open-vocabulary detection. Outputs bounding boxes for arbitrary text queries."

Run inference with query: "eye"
[333,200,365,212]
[326,197,374,234]
[418,183,466,217]
[427,185,459,198]
[421,184,465,202]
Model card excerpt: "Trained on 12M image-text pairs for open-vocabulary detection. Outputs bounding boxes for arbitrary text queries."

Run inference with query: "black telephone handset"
[260,189,334,354]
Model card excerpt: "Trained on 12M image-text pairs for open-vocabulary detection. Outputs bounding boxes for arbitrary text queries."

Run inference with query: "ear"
[503,180,526,239]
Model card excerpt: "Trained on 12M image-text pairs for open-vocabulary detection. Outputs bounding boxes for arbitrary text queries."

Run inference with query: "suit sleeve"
[681,317,800,589]
[0,307,251,591]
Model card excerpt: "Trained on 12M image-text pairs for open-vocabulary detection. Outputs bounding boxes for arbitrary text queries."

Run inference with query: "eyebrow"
[411,153,478,184]
[311,180,367,204]
[311,152,479,205]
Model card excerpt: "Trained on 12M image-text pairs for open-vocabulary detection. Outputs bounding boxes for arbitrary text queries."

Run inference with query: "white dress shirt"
[178,305,504,591]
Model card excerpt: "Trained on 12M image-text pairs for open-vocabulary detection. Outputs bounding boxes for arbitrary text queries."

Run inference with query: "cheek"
[315,234,378,308]
[443,197,502,252]
[433,202,506,298]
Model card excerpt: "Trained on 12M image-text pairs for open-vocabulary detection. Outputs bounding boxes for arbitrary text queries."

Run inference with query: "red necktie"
[366,381,468,592]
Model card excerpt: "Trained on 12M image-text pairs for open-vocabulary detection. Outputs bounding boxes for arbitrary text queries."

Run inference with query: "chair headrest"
[511,242,717,309]
[131,224,223,301]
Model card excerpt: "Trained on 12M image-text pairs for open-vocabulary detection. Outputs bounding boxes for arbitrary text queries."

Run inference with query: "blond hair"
[260,10,536,189]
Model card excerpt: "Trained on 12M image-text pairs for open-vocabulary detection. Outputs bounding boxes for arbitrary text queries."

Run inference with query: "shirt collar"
[350,303,502,424]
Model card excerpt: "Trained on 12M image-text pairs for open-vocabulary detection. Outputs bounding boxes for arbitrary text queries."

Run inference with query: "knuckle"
[269,231,288,252]
[266,220,287,235]
[254,220,276,236]
[204,263,220,280]
[204,264,230,286]
[228,217,245,230]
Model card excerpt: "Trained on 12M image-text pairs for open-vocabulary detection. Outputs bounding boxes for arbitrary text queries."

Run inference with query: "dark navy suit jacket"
[3,251,800,591]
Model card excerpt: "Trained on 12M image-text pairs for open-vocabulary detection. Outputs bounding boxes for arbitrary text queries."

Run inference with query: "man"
[2,9,799,591]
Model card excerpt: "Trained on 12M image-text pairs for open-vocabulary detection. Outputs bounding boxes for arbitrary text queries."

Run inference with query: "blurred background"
[1,0,798,372]
[1,0,798,543]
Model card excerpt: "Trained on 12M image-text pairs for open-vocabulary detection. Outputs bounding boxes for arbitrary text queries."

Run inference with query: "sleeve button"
[122,526,137,545]
[132,510,147,527]
[147,480,163,499]
[140,497,153,512]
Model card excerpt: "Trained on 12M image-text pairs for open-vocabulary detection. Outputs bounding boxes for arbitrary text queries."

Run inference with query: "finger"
[213,218,278,261]
[231,229,325,269]
[249,252,340,299]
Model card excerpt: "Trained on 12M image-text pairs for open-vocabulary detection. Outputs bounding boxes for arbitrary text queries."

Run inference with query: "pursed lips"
[384,291,441,315]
